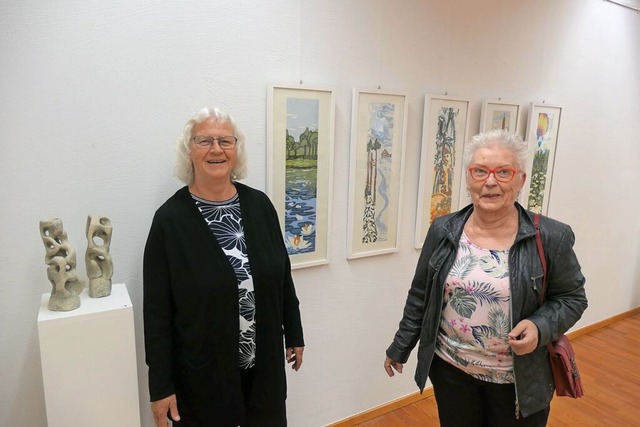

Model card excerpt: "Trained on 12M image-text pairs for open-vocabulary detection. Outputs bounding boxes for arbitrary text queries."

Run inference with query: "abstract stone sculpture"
[40,218,85,311]
[85,214,114,298]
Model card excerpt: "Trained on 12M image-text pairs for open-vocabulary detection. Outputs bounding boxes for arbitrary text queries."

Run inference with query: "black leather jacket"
[386,203,587,418]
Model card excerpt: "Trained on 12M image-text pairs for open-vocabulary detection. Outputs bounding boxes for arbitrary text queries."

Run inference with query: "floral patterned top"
[192,193,256,369]
[435,231,514,384]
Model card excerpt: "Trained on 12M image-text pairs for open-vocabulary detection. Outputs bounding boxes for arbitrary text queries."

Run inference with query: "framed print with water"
[479,99,522,135]
[346,88,407,259]
[521,103,562,214]
[415,94,470,248]
[267,85,335,269]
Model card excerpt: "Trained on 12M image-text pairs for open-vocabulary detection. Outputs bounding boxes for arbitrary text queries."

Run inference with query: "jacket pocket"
[530,274,544,305]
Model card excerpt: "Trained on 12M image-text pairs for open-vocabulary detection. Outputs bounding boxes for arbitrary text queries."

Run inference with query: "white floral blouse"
[193,193,256,370]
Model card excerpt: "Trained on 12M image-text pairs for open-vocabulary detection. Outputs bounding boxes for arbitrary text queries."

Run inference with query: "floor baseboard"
[325,388,434,427]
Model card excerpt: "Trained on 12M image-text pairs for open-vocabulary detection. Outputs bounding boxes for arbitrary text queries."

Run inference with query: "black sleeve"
[386,220,442,363]
[143,213,176,401]
[261,191,304,347]
[528,220,588,347]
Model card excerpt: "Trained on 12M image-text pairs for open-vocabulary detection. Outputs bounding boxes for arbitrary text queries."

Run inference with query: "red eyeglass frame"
[468,166,519,182]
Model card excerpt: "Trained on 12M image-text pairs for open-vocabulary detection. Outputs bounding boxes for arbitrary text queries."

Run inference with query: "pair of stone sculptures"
[39,215,114,311]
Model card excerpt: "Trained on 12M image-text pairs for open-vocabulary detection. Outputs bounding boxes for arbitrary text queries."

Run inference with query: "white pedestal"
[37,283,141,427]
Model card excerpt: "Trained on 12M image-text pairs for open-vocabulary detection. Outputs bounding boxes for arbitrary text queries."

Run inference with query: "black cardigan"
[143,183,304,426]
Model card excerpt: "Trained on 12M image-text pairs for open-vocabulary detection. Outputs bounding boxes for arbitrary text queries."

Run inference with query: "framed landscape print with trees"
[267,85,335,268]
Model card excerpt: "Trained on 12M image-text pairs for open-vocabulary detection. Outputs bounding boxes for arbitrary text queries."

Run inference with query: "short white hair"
[463,129,529,171]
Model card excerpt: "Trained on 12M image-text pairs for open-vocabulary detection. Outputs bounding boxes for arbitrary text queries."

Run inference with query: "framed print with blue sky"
[520,102,562,214]
[267,85,335,269]
[346,88,407,259]
[479,99,522,135]
[415,94,470,248]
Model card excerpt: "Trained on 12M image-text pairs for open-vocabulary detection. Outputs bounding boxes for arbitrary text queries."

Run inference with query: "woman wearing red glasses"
[384,129,587,426]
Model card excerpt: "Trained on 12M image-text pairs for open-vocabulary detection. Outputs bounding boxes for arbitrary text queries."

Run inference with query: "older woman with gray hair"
[384,129,587,426]
[144,107,304,427]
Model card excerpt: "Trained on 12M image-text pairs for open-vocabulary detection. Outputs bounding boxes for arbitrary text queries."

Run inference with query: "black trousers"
[429,355,550,427]
[172,368,261,427]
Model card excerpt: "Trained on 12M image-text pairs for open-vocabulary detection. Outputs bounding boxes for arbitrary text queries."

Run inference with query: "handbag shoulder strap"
[533,213,547,304]
[534,213,557,355]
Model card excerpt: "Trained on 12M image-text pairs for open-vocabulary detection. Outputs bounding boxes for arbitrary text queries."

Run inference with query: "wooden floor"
[356,313,640,427]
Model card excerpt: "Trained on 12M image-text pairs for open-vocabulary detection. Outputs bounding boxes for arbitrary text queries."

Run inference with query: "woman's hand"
[508,319,540,355]
[151,394,180,427]
[384,356,403,377]
[287,346,304,371]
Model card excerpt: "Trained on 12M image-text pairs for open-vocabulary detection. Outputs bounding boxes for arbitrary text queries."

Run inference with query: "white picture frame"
[521,102,562,214]
[415,94,470,248]
[267,84,335,269]
[479,99,523,135]
[346,88,408,259]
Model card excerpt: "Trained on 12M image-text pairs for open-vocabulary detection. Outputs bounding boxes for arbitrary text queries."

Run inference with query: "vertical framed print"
[267,85,335,269]
[415,94,470,248]
[346,88,407,259]
[479,99,522,135]
[521,103,562,214]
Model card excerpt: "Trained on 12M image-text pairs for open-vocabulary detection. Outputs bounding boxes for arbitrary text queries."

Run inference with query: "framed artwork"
[267,85,335,269]
[479,100,522,135]
[415,94,470,248]
[346,89,408,259]
[521,103,562,214]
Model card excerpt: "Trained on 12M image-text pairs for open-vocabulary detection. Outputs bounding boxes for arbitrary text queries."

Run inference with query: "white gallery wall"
[1,1,639,426]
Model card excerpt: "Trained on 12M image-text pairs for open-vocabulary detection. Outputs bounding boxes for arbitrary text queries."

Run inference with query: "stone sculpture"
[85,214,113,298]
[40,218,85,311]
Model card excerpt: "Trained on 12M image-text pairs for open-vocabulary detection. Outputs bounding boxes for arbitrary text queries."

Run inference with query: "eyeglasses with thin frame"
[191,135,238,150]
[468,166,519,182]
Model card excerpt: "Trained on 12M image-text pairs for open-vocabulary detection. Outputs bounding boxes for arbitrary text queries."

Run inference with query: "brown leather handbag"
[534,214,585,398]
